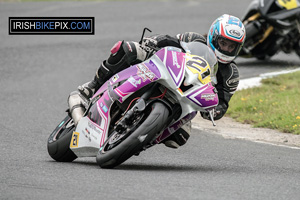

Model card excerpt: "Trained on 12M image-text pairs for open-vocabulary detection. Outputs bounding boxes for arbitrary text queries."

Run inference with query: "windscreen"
[180,41,218,85]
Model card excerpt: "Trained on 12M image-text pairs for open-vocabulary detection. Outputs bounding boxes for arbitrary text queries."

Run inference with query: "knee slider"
[108,40,139,65]
[106,41,147,75]
[108,41,126,65]
[110,41,123,56]
[122,41,147,63]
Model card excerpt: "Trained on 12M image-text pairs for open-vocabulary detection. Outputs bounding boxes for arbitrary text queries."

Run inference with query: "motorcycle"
[47,39,219,169]
[239,0,300,60]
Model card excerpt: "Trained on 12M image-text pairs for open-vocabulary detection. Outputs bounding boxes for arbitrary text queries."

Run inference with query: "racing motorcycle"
[239,0,300,60]
[47,40,219,169]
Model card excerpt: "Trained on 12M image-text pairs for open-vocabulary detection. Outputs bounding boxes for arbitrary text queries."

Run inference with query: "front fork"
[113,81,196,146]
[114,83,163,132]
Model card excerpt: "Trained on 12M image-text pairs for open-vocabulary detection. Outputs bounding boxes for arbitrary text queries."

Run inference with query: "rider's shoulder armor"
[217,62,240,94]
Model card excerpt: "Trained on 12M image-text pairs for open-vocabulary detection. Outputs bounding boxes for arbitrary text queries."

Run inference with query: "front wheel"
[96,102,169,169]
[47,115,77,162]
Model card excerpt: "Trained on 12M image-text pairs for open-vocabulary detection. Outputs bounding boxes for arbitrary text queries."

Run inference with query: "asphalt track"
[1,1,300,200]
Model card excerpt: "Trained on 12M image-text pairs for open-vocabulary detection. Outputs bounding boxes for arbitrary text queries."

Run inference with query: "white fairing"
[71,117,107,157]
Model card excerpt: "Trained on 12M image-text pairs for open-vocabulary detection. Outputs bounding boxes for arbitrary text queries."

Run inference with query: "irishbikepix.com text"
[9,17,94,35]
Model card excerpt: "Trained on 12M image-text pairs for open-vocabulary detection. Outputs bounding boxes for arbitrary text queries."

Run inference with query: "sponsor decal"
[99,101,108,113]
[9,17,94,35]
[84,128,92,142]
[88,121,101,135]
[112,74,119,82]
[102,105,108,113]
[85,128,90,135]
[136,63,156,82]
[128,76,141,88]
[70,132,80,148]
[229,29,241,37]
[228,16,243,28]
[201,93,216,101]
[172,51,181,68]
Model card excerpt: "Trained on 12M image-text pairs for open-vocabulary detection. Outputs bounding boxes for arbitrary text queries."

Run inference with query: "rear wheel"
[96,102,169,169]
[47,116,77,162]
[244,20,261,39]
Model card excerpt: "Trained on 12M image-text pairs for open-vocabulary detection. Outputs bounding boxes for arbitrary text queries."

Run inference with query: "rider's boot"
[163,121,191,148]
[68,40,147,126]
[68,62,113,126]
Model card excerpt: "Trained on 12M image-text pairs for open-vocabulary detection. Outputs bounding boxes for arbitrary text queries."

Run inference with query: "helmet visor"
[213,36,243,57]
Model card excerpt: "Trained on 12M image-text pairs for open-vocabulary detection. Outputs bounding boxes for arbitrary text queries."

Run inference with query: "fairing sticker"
[187,83,218,108]
[185,54,212,85]
[70,132,80,148]
[136,63,157,82]
[112,61,160,102]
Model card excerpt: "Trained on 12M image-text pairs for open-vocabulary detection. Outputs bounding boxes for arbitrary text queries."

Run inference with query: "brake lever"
[139,27,152,45]
[208,109,216,126]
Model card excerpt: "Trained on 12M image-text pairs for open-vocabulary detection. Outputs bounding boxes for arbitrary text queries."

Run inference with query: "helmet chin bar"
[215,49,235,64]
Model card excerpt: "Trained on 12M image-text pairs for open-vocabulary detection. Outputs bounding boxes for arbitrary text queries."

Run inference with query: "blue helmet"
[207,14,246,63]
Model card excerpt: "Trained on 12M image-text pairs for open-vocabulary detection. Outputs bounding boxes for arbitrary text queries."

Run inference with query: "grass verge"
[226,70,300,135]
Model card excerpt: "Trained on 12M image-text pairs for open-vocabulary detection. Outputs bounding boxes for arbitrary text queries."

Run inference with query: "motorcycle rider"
[68,14,246,148]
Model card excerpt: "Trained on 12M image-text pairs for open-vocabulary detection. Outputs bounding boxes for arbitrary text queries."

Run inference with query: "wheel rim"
[104,112,145,152]
[50,118,75,143]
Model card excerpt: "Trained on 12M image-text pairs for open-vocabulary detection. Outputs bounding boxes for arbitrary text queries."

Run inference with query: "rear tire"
[47,116,77,162]
[96,102,169,169]
[244,20,261,39]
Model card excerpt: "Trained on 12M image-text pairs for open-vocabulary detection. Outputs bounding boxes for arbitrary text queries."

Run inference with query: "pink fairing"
[110,41,123,55]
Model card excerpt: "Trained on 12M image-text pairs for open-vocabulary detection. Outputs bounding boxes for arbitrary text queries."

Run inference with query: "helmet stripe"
[220,23,245,43]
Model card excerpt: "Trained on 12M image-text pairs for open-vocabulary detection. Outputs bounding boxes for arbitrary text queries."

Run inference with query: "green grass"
[226,70,300,135]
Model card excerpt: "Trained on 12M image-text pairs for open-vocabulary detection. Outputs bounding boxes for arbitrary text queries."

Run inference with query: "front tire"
[47,116,77,162]
[96,102,169,169]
